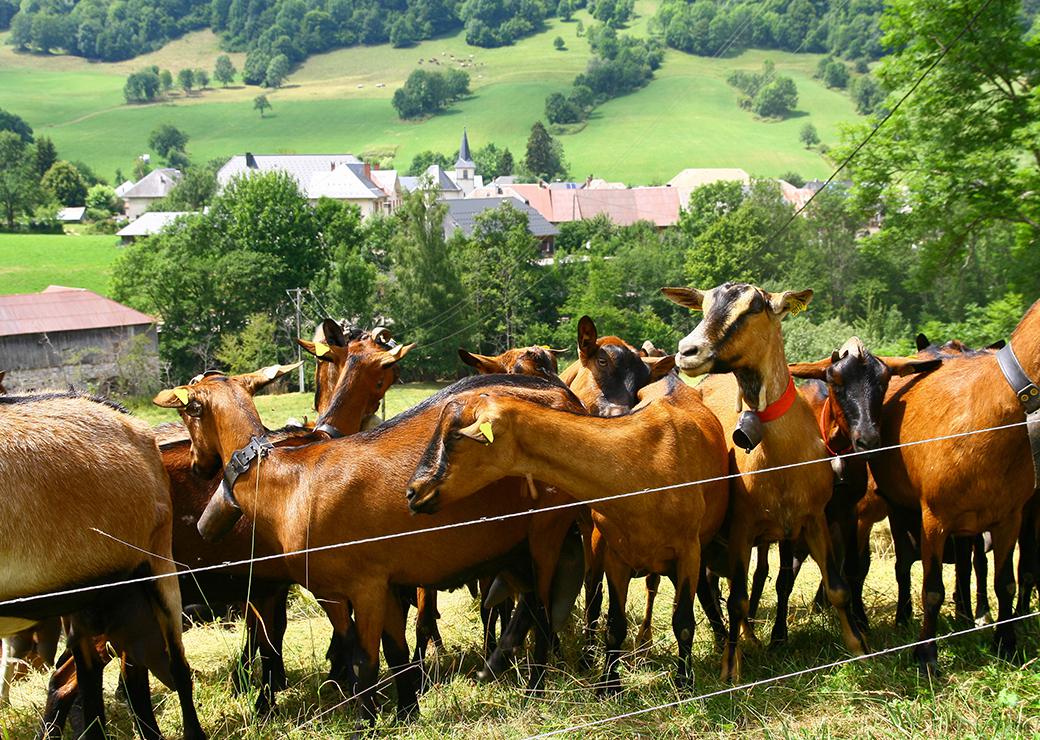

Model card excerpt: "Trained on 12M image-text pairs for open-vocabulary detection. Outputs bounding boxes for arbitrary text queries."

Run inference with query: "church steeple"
[454,127,476,194]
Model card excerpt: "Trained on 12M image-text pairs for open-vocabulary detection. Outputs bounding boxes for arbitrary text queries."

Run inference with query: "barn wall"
[0,324,159,393]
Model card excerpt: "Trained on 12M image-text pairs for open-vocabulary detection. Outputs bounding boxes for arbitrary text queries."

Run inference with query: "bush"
[753,76,798,118]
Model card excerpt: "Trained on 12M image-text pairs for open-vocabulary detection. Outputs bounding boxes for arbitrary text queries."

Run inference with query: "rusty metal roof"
[0,286,156,337]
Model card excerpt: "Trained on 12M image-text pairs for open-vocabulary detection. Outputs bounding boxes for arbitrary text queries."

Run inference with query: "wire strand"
[0,416,1032,609]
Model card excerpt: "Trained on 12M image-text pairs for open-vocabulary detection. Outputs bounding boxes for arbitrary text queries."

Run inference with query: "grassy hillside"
[0,233,122,295]
[0,2,859,184]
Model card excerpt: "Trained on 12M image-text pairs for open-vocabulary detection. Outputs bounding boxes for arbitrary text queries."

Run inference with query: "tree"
[148,124,189,163]
[123,70,161,103]
[474,143,514,179]
[194,68,210,89]
[407,150,450,175]
[265,54,290,88]
[382,186,470,379]
[152,162,220,210]
[554,35,565,50]
[823,60,849,89]
[0,108,33,143]
[41,161,88,206]
[216,313,280,374]
[160,69,173,94]
[253,94,272,118]
[799,122,820,148]
[312,198,375,324]
[840,0,1040,319]
[849,74,884,115]
[753,76,798,118]
[214,55,236,87]
[0,132,38,228]
[460,202,542,351]
[544,91,582,124]
[559,0,573,21]
[178,68,195,93]
[33,136,57,177]
[86,183,120,214]
[524,121,566,180]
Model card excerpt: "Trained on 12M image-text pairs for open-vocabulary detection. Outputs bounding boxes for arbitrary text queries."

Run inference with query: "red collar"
[818,398,853,456]
[753,375,797,423]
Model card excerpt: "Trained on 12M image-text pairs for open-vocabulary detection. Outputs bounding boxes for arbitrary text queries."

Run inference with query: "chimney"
[245,152,257,169]
[363,162,371,181]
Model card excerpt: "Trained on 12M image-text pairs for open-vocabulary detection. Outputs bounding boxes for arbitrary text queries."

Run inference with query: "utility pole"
[288,287,304,392]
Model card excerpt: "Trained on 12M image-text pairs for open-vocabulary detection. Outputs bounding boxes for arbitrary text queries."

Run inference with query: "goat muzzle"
[406,485,439,514]
[197,481,243,542]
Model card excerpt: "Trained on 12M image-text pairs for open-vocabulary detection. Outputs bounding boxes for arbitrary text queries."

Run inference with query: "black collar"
[997,343,1040,414]
[315,422,343,439]
[220,435,274,510]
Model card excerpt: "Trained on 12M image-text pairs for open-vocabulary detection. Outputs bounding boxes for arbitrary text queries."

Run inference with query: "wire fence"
[0,415,1034,611]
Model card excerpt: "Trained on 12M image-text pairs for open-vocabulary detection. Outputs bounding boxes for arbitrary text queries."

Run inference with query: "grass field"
[0,233,123,295]
[0,1,859,183]
[1,537,1037,738]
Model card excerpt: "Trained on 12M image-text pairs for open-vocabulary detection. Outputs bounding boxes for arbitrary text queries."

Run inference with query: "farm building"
[217,153,402,218]
[116,211,199,243]
[0,286,158,393]
[122,168,183,221]
[471,182,681,228]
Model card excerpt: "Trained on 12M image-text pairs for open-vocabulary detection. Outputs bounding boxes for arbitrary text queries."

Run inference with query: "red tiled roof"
[0,286,156,337]
[574,187,680,227]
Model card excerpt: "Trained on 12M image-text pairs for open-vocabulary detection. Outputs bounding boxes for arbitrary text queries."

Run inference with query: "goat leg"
[119,658,162,740]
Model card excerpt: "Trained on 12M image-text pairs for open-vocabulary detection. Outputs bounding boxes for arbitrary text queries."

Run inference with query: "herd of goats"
[2,280,1039,738]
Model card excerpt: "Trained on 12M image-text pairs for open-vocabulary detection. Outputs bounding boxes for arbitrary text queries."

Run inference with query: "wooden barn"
[0,285,158,393]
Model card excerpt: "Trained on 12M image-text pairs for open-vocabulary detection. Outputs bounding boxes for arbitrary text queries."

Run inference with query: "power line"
[0,416,1032,610]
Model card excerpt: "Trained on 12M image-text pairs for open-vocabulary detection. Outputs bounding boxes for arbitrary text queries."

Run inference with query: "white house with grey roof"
[217,153,401,218]
[122,168,182,220]
[441,196,558,252]
[400,130,484,198]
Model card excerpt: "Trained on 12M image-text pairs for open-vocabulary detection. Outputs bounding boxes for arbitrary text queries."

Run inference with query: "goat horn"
[525,473,540,501]
[371,327,392,343]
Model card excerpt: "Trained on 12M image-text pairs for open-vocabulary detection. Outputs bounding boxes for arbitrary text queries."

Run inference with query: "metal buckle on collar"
[997,343,1040,414]
[222,435,273,500]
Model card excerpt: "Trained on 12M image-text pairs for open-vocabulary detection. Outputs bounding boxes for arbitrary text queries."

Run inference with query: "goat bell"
[733,410,764,453]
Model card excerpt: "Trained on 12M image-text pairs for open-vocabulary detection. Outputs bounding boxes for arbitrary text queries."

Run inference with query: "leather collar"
[220,435,273,509]
[315,422,343,439]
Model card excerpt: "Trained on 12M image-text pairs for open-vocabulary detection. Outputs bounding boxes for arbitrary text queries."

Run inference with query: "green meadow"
[0,0,858,184]
[0,233,122,295]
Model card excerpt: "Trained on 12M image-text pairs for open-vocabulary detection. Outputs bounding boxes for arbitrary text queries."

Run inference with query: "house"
[116,211,199,244]
[470,182,681,227]
[217,153,401,218]
[668,168,751,209]
[122,168,182,221]
[440,196,558,252]
[0,286,158,393]
[114,180,135,199]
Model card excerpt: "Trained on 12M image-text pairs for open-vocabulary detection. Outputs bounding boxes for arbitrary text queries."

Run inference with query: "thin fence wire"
[0,416,1033,610]
[524,610,1040,739]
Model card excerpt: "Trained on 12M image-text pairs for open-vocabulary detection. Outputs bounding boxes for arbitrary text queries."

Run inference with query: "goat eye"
[185,401,203,418]
[597,355,608,367]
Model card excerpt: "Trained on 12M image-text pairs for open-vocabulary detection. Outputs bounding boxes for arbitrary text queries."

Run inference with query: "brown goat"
[406,374,729,692]
[459,345,566,379]
[663,282,867,682]
[868,301,1040,673]
[0,393,205,739]
[154,371,581,722]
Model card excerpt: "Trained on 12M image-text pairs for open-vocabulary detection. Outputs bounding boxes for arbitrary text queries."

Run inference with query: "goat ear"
[317,318,347,347]
[881,356,943,377]
[766,289,813,318]
[789,358,831,381]
[987,339,1007,350]
[234,361,304,395]
[661,287,704,310]
[915,333,931,352]
[458,348,504,374]
[458,414,495,444]
[381,343,416,367]
[646,354,676,381]
[153,387,190,408]
[577,316,598,360]
[298,339,333,359]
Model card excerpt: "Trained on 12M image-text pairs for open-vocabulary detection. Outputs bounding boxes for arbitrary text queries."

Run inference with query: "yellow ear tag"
[479,422,494,444]
[539,345,551,349]
[314,341,331,358]
[173,387,189,405]
[788,297,807,316]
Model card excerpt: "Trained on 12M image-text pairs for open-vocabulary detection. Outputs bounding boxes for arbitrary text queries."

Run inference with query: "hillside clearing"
[0,234,122,296]
[0,5,856,183]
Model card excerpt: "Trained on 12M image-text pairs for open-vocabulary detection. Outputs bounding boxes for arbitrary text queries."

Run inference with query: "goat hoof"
[254,692,277,718]
[993,631,1017,660]
[475,667,496,684]
[767,637,787,651]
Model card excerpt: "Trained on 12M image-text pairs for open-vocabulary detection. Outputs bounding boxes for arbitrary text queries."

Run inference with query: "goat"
[154,371,582,722]
[555,316,682,651]
[663,282,868,682]
[458,345,566,379]
[742,339,940,643]
[405,373,729,693]
[867,300,1040,674]
[0,393,205,739]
